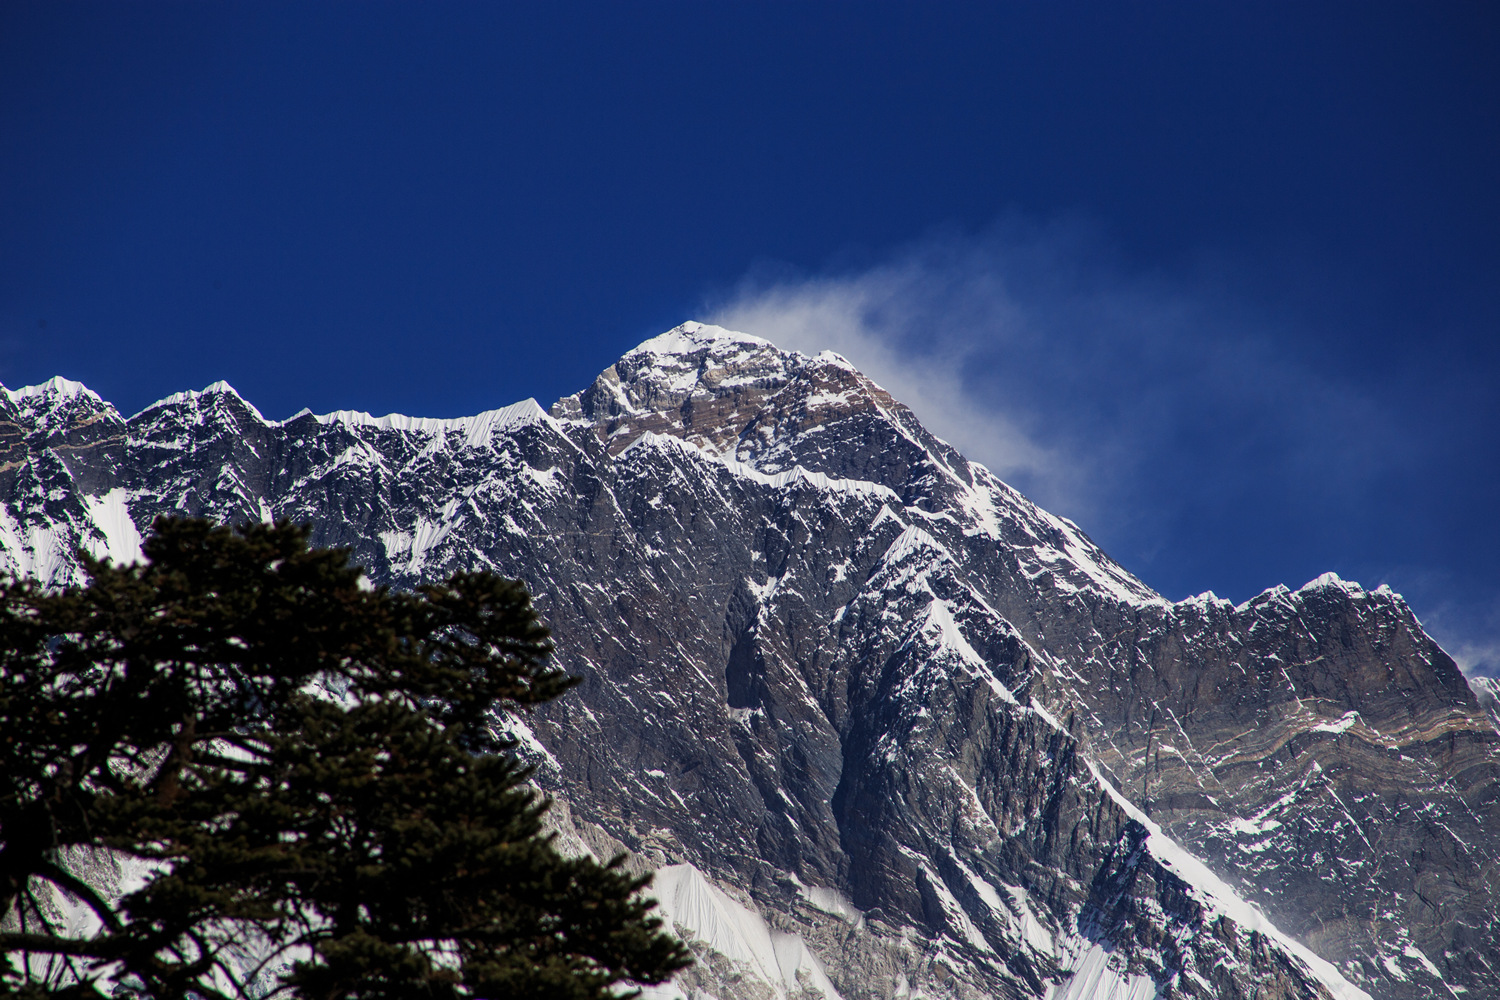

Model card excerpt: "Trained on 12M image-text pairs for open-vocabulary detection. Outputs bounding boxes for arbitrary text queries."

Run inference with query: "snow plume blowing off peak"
[709,266,1073,516]
[708,221,1391,532]
[705,219,1500,678]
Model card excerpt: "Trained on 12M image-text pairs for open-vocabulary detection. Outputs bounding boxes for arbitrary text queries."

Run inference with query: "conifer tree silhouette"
[0,518,690,999]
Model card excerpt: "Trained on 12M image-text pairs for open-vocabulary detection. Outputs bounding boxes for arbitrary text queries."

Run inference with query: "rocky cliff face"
[4,323,1496,1000]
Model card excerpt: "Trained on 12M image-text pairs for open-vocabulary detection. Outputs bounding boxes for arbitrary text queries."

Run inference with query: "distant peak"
[624,321,774,358]
[133,380,267,422]
[1299,571,1357,593]
[3,375,102,402]
[0,377,119,430]
[149,380,245,408]
[1297,572,1402,604]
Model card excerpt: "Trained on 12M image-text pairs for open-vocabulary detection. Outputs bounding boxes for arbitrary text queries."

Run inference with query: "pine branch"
[0,931,113,958]
[35,860,123,932]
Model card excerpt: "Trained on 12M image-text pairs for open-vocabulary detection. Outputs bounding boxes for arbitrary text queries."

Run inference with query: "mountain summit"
[3,323,1495,999]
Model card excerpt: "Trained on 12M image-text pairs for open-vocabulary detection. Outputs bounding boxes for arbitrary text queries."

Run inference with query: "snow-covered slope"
[3,322,1496,1000]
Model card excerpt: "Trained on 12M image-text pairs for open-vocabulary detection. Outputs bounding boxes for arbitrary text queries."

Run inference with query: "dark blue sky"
[3,3,1497,673]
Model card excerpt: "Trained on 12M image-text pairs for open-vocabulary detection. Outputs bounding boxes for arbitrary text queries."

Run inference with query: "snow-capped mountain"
[4,323,1496,999]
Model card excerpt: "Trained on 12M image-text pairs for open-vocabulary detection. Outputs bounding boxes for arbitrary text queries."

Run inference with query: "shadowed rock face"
[4,322,1495,1000]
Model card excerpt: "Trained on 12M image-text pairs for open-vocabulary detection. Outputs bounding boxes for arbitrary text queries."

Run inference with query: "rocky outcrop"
[4,322,1495,999]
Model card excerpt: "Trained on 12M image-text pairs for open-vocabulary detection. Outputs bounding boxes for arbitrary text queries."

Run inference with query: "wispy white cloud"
[709,262,1075,504]
[707,220,1500,676]
[1450,640,1500,680]
[1405,588,1500,680]
[709,220,1397,532]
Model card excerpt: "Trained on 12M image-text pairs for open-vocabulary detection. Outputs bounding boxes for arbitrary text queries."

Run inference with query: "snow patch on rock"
[648,862,843,1000]
[1046,940,1158,1000]
[0,506,76,586]
[82,488,144,566]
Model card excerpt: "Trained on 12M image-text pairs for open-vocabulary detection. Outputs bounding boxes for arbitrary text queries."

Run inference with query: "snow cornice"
[295,398,550,449]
